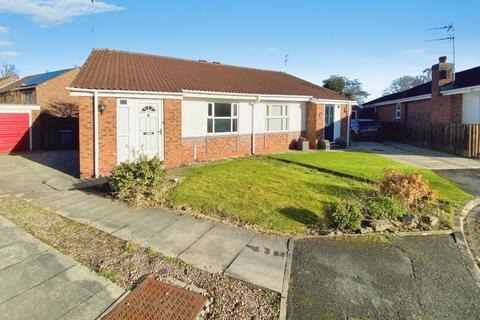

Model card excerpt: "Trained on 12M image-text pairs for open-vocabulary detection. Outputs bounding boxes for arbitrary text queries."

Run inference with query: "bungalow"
[364,56,480,125]
[68,49,355,178]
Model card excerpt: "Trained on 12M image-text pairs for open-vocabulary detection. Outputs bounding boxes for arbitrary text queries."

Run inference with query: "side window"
[395,103,401,120]
[266,104,289,132]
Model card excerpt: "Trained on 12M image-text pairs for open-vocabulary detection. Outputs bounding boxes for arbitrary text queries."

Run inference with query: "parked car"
[350,119,382,140]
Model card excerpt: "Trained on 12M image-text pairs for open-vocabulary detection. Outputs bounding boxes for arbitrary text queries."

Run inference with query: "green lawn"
[269,151,470,204]
[168,151,470,235]
[168,157,373,234]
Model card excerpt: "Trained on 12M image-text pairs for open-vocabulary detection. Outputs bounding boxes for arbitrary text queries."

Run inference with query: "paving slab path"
[0,215,125,320]
[0,152,289,293]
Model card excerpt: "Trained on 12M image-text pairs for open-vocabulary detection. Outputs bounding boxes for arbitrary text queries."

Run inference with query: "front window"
[207,102,238,133]
[395,103,401,119]
[25,91,33,104]
[266,104,289,132]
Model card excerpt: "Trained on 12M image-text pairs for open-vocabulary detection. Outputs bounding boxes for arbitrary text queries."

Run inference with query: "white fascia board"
[67,87,183,100]
[0,104,41,111]
[367,94,432,107]
[182,90,312,102]
[310,98,357,105]
[441,85,480,96]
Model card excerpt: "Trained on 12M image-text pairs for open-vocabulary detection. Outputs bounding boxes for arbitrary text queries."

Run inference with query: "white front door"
[117,99,163,164]
[137,102,161,159]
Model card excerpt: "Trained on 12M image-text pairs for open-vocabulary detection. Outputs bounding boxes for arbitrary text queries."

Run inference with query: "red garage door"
[0,113,30,153]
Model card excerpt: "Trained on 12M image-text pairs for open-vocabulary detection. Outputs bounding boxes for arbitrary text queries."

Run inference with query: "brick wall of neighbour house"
[180,132,302,164]
[376,95,463,124]
[30,109,41,149]
[35,68,80,108]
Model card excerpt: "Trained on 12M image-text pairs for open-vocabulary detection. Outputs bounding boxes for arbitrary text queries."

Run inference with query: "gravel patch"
[0,196,279,320]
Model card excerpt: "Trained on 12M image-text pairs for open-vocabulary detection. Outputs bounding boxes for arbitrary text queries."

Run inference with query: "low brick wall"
[181,132,303,164]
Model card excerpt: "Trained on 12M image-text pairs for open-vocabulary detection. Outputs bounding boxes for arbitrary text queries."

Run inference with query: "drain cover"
[103,276,206,320]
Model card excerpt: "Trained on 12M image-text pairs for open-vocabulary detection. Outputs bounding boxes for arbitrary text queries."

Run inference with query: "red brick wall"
[340,104,349,140]
[376,95,462,125]
[98,97,117,176]
[181,132,303,164]
[78,96,94,178]
[36,68,80,107]
[163,99,183,168]
[306,102,324,148]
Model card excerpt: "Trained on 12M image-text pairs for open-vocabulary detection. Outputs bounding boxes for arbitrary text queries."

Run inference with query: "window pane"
[284,105,288,116]
[269,118,283,131]
[232,119,238,132]
[208,103,213,116]
[283,118,288,130]
[214,119,231,132]
[270,105,283,116]
[207,119,213,133]
[233,104,238,117]
[214,103,231,117]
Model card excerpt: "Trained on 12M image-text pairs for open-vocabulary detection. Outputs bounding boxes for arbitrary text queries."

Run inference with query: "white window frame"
[207,102,239,134]
[266,104,289,132]
[395,103,401,120]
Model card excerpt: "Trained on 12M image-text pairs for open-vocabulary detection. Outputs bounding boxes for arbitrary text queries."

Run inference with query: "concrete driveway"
[350,141,480,195]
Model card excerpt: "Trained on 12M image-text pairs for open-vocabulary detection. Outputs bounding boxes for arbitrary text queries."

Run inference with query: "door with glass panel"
[324,104,335,142]
[137,102,161,159]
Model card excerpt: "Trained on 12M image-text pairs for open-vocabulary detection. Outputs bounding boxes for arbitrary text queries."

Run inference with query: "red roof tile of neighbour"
[71,49,351,101]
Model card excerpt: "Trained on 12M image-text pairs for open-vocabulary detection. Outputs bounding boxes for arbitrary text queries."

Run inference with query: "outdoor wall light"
[98,102,107,114]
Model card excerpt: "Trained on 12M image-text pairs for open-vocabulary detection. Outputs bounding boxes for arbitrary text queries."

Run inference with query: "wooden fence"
[382,122,480,158]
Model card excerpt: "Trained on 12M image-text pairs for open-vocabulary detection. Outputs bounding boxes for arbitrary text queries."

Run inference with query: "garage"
[0,104,40,153]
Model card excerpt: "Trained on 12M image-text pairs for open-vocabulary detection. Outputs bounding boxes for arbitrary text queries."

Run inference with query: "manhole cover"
[103,276,206,320]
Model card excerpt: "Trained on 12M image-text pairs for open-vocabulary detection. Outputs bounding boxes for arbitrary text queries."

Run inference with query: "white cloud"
[0,51,18,57]
[0,40,12,46]
[0,26,9,33]
[0,0,125,26]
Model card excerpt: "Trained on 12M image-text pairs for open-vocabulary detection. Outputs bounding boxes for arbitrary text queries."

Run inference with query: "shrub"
[364,195,406,220]
[378,170,437,211]
[108,155,167,206]
[328,199,364,231]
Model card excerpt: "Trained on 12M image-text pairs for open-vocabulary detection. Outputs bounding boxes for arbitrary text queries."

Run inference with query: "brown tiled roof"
[71,49,351,100]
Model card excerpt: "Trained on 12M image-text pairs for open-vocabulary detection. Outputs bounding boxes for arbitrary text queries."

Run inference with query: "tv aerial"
[425,23,456,71]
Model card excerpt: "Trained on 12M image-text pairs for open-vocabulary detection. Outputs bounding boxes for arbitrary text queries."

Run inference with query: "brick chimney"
[431,56,454,95]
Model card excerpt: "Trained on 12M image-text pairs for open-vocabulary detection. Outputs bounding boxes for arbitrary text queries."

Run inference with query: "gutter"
[250,95,261,155]
[346,103,351,147]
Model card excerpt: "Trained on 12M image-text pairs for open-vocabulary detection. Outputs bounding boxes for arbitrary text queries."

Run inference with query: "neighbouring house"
[0,68,80,151]
[364,56,480,125]
[68,49,355,178]
[0,76,18,90]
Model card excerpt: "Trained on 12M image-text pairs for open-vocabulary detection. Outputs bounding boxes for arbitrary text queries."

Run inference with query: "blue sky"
[0,0,479,99]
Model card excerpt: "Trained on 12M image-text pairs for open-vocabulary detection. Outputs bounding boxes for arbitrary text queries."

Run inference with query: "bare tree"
[45,98,79,117]
[0,63,19,78]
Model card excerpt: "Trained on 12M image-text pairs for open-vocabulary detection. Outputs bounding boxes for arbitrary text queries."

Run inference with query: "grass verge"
[0,196,279,320]
[269,151,471,204]
[168,157,373,235]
